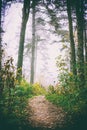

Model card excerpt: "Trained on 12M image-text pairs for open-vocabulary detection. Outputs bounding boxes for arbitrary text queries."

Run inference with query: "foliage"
[58,71,78,92]
[0,57,34,129]
[46,71,87,115]
[0,86,29,129]
[48,85,55,94]
[18,79,34,98]
[0,57,48,129]
[32,82,47,95]
[0,57,16,93]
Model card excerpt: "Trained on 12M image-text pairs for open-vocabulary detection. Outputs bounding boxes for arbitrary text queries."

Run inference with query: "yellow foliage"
[19,79,30,88]
[69,72,73,76]
[32,83,46,95]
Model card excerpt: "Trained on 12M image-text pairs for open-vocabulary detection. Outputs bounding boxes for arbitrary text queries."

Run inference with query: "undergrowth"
[0,57,46,130]
[46,71,87,129]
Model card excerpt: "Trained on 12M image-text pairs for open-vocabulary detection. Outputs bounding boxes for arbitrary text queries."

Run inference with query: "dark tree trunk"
[0,0,2,71]
[30,1,36,84]
[75,0,85,87]
[84,24,87,85]
[67,0,77,76]
[84,30,87,62]
[0,0,3,95]
[17,0,30,78]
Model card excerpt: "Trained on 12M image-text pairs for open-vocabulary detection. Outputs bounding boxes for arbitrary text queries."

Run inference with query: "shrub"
[32,83,47,95]
[0,58,33,129]
[0,82,35,130]
[17,79,34,98]
[48,85,55,94]
[46,71,87,114]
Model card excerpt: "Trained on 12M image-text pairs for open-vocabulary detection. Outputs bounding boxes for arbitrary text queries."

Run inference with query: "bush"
[0,84,32,130]
[46,71,87,114]
[32,83,47,95]
[0,58,34,129]
[17,79,34,98]
[48,85,55,94]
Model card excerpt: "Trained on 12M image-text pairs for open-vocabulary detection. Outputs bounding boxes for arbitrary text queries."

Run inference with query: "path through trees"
[28,96,66,129]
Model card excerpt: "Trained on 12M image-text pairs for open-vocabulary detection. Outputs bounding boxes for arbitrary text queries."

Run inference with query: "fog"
[3,3,67,86]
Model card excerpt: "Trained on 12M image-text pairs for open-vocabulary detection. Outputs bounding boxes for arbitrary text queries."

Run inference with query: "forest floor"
[27,95,66,129]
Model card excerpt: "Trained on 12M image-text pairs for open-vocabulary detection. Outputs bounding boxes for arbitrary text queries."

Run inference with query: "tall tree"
[30,0,36,84]
[84,2,87,85]
[0,0,2,94]
[0,0,2,71]
[84,25,87,62]
[84,24,87,85]
[75,0,85,87]
[17,0,31,78]
[66,0,77,75]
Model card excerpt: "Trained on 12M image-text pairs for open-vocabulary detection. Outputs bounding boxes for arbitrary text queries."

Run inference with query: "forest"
[0,0,87,130]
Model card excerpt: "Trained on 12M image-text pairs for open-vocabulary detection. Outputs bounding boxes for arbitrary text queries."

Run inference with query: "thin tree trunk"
[67,0,77,76]
[0,0,3,95]
[84,25,87,85]
[17,0,30,78]
[0,0,2,71]
[75,0,85,87]
[30,2,36,84]
[84,29,87,62]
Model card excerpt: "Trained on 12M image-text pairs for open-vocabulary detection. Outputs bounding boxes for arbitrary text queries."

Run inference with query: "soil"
[27,95,66,129]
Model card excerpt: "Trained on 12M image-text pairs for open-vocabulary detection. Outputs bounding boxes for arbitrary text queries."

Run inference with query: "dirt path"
[28,95,66,129]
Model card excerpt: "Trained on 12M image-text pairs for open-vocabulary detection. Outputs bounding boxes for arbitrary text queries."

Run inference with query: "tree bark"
[67,0,77,76]
[30,1,36,84]
[84,28,87,62]
[0,0,2,71]
[17,0,30,78]
[84,24,87,85]
[75,0,85,87]
[0,0,3,95]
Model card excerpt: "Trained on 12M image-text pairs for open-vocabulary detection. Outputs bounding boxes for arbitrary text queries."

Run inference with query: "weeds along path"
[28,95,66,129]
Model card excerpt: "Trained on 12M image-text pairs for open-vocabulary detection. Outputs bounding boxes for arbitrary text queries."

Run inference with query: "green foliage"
[0,86,29,129]
[48,85,55,94]
[18,79,34,98]
[0,57,17,96]
[59,71,78,92]
[0,57,47,129]
[46,71,87,115]
[0,58,34,129]
[32,83,47,95]
[46,89,87,114]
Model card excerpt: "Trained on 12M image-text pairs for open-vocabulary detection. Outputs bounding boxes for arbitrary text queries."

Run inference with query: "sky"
[3,3,67,86]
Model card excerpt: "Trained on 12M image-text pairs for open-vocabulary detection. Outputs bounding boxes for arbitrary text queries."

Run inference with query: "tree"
[30,0,36,84]
[75,0,85,87]
[0,0,2,94]
[84,24,87,85]
[83,1,87,86]
[0,0,6,94]
[66,0,77,76]
[0,0,2,71]
[17,0,31,78]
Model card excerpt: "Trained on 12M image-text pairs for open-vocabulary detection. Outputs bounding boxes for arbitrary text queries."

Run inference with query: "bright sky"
[3,3,65,86]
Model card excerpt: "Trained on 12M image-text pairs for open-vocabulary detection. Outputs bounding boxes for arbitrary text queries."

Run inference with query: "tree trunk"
[84,24,87,85]
[67,0,77,76]
[84,30,87,62]
[75,0,85,87]
[0,0,2,71]
[30,2,36,84]
[0,0,3,95]
[17,0,30,78]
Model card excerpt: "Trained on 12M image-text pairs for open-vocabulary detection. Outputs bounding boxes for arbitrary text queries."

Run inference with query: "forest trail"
[28,95,66,129]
